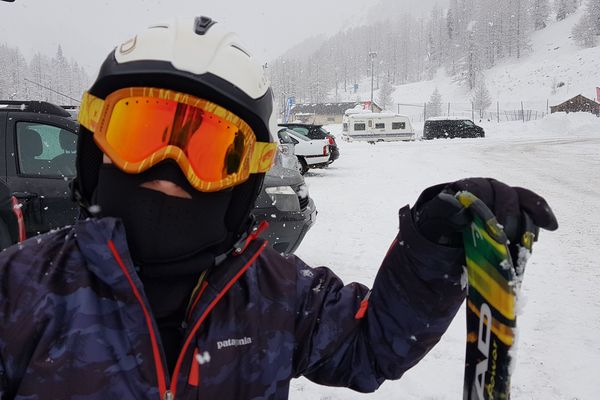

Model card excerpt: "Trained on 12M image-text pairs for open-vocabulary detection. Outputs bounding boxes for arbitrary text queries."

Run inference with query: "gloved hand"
[413,178,558,250]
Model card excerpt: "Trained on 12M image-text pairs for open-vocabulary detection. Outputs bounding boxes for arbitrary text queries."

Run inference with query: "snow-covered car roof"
[426,116,473,121]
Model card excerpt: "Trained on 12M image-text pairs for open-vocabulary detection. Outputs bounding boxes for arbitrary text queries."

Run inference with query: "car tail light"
[323,146,329,156]
[11,196,26,242]
[327,136,335,145]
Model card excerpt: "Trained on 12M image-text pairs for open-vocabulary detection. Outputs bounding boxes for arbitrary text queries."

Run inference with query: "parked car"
[277,128,330,175]
[254,146,317,254]
[0,101,79,238]
[423,117,485,139]
[0,100,316,254]
[278,123,339,164]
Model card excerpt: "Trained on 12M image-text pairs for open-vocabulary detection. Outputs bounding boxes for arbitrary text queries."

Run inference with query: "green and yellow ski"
[457,192,535,400]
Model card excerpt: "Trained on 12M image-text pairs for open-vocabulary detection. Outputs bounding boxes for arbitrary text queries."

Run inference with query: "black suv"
[423,118,485,140]
[278,123,340,164]
[0,100,316,254]
[0,101,79,238]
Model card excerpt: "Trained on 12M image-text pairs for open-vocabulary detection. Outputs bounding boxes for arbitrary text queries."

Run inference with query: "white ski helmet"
[74,16,277,236]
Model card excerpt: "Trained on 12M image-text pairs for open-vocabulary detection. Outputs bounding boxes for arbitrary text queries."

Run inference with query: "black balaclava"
[95,161,232,264]
[94,160,233,372]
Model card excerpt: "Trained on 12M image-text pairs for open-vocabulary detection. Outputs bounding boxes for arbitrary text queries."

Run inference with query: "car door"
[5,113,79,237]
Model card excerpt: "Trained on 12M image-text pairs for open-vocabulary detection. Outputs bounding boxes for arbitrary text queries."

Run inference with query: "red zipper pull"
[354,291,371,320]
[188,348,200,387]
[234,220,269,256]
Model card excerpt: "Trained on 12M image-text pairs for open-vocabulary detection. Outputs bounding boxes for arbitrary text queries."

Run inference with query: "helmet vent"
[230,44,251,58]
[194,16,216,35]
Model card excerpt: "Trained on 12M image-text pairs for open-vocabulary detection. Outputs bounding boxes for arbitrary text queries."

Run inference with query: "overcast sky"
[0,0,377,74]
[0,0,446,79]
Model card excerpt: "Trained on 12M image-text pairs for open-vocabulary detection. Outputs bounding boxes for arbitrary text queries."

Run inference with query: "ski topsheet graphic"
[457,191,535,400]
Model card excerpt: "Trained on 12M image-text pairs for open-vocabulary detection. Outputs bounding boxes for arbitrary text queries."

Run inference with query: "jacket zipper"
[108,239,267,399]
[168,241,268,398]
[107,240,169,399]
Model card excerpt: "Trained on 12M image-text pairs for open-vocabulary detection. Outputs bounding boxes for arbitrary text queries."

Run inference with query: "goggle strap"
[250,142,278,173]
[78,91,105,132]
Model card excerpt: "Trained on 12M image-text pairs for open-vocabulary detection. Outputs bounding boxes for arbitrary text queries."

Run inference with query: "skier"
[0,17,557,399]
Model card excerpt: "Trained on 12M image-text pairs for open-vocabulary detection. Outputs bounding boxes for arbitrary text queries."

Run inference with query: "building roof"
[291,101,381,115]
[553,94,599,108]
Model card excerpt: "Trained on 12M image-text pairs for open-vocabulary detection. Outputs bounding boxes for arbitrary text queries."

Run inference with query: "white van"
[342,112,415,143]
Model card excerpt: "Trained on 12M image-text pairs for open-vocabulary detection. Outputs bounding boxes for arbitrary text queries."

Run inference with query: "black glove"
[413,178,558,249]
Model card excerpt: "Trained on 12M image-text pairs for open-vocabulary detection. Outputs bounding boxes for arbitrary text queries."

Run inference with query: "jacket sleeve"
[0,244,51,399]
[292,205,466,392]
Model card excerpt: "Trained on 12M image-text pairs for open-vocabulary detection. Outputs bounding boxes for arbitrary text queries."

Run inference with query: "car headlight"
[265,186,296,195]
[265,186,300,212]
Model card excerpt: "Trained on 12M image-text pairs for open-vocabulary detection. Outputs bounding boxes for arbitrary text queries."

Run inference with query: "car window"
[287,130,309,141]
[16,122,77,177]
[375,123,385,129]
[463,120,475,127]
[290,127,310,137]
[354,123,366,131]
[392,122,406,130]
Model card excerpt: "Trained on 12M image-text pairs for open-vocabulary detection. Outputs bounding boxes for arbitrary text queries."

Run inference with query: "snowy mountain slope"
[291,112,600,399]
[345,7,598,117]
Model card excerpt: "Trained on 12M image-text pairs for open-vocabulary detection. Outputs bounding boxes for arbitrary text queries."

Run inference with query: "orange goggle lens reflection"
[78,88,276,192]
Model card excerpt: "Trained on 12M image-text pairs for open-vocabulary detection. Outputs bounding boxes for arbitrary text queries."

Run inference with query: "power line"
[23,78,81,104]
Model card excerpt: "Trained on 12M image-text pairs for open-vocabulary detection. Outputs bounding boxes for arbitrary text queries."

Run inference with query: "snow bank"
[479,112,600,138]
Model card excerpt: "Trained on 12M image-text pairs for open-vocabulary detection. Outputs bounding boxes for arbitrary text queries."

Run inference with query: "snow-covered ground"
[290,112,600,399]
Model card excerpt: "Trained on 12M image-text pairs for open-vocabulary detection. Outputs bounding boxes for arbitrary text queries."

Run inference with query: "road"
[292,118,600,399]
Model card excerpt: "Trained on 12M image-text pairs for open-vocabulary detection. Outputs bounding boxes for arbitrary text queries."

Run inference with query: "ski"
[457,191,536,400]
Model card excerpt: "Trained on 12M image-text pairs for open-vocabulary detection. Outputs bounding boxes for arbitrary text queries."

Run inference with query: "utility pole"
[369,51,377,112]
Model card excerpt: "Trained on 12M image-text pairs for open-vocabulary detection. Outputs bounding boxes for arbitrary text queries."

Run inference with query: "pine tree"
[532,0,551,30]
[572,0,600,47]
[426,88,443,119]
[472,80,492,119]
[556,0,579,20]
[377,78,394,111]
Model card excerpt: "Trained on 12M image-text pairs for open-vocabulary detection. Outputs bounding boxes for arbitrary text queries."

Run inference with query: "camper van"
[342,112,415,143]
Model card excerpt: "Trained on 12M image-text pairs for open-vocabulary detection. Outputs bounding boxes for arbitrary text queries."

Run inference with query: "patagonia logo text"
[216,337,253,350]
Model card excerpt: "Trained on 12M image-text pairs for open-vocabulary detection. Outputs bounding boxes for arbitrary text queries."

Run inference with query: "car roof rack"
[0,100,71,118]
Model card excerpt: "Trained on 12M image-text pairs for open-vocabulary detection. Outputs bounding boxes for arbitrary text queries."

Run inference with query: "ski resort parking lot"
[291,112,600,400]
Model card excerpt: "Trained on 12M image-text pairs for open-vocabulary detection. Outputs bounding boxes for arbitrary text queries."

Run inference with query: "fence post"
[471,102,474,121]
[447,102,451,116]
[521,101,525,123]
[424,102,427,121]
[398,103,400,114]
[497,101,500,123]
[546,99,549,115]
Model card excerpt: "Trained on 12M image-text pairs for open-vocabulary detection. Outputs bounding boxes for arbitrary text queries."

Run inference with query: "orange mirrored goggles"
[78,87,277,192]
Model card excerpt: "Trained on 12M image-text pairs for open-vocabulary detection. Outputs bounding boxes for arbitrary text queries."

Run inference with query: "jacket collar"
[73,217,266,302]
[73,217,141,295]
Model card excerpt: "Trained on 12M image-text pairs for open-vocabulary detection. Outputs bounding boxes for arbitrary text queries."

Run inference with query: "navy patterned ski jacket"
[0,206,465,399]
